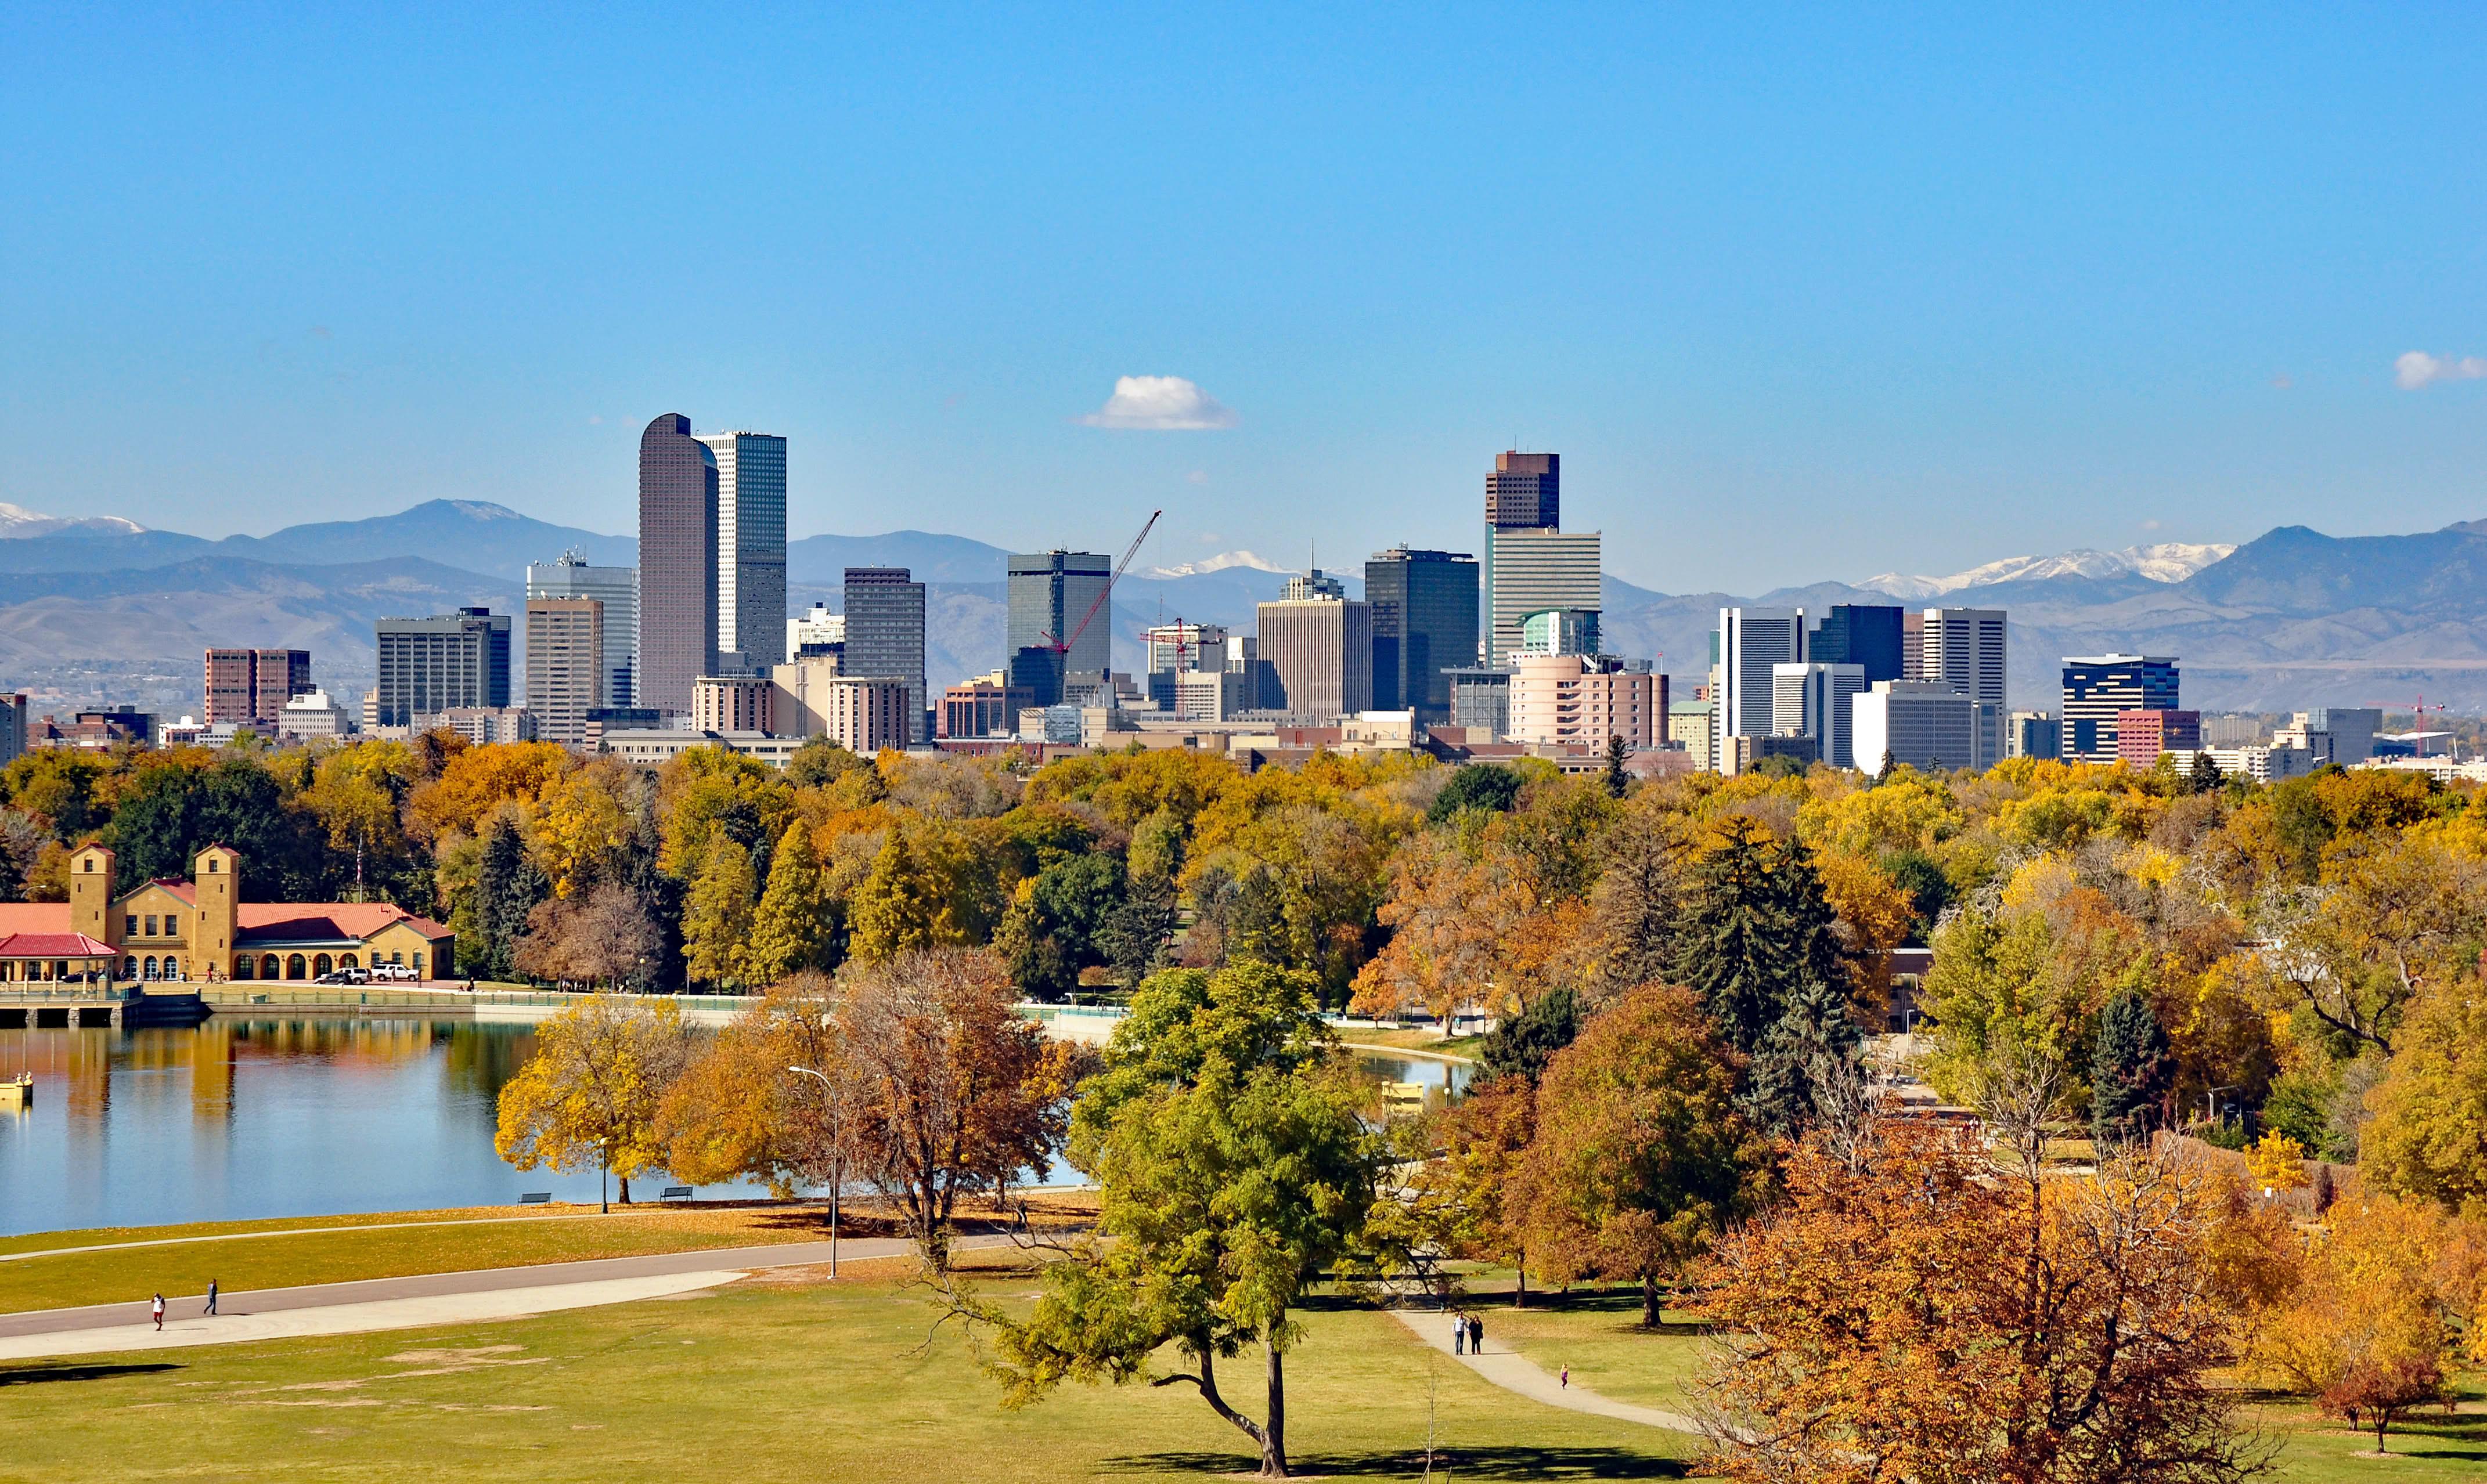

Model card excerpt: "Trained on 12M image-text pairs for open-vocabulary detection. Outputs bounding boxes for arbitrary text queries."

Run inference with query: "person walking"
[1450,1307,1465,1356]
[1560,1364,1570,1389]
[203,1279,218,1316]
[1468,1313,1484,1355]
[150,1294,165,1331]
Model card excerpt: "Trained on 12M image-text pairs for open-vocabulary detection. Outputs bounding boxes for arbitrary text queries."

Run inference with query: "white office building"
[1716,608,1807,772]
[787,602,845,656]
[1852,680,1980,777]
[525,550,637,709]
[276,688,353,738]
[1772,662,1867,769]
[1485,529,1601,666]
[695,431,789,671]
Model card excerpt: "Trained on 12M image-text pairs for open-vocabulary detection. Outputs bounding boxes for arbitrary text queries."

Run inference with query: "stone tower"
[193,844,240,980]
[69,843,116,947]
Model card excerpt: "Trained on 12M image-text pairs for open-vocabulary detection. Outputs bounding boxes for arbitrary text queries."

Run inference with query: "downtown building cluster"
[27,420,2459,783]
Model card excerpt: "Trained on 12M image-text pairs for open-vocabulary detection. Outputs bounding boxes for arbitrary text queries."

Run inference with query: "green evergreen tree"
[2189,750,2223,795]
[1479,984,1581,1084]
[2089,988,2174,1146]
[1603,734,1630,799]
[1674,823,1795,1056]
[1743,973,1862,1139]
[1427,764,1525,824]
[682,833,758,990]
[474,815,549,982]
[744,824,831,985]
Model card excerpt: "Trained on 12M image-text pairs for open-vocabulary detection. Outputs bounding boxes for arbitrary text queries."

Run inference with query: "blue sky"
[5,5,2481,592]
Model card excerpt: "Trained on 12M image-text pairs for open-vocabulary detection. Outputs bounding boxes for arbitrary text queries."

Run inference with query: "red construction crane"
[1039,509,1162,672]
[2367,695,2448,756]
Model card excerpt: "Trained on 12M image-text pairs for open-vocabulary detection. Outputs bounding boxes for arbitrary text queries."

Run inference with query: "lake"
[0,1018,1473,1237]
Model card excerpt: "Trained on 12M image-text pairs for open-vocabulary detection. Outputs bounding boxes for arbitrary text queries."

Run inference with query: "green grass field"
[0,1266,1695,1483]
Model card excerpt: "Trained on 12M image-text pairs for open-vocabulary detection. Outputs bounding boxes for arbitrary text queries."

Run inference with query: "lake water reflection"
[0,1019,1473,1237]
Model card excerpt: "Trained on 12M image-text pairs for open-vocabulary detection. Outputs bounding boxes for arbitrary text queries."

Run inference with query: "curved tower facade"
[637,413,719,716]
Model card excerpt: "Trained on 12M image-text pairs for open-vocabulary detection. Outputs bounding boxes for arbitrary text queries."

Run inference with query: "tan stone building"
[0,843,455,983]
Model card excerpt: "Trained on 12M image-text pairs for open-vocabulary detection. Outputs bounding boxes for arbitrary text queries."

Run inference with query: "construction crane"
[1039,508,1163,679]
[2369,695,2449,757]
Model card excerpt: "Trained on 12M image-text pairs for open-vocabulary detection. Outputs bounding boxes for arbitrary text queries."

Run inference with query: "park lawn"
[0,1205,848,1315]
[0,1266,1699,1483]
[1339,1030,1485,1058]
[2254,1384,2487,1480]
[1458,1283,1708,1413]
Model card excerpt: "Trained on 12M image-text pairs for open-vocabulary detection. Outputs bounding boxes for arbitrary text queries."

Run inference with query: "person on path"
[203,1279,218,1316]
[1450,1308,1465,1355]
[1560,1364,1570,1389]
[1468,1313,1484,1355]
[150,1294,165,1331]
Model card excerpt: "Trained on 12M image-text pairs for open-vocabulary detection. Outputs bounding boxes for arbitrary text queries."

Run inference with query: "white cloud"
[2395,351,2487,391]
[1076,375,1238,430]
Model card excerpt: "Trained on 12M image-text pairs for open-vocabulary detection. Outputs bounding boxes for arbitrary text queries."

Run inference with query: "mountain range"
[5,497,2485,717]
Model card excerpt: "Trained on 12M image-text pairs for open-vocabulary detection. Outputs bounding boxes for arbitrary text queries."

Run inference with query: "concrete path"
[0,1234,969,1362]
[1389,1308,1704,1436]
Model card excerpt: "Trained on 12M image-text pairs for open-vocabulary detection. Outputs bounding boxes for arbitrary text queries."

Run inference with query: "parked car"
[369,962,418,982]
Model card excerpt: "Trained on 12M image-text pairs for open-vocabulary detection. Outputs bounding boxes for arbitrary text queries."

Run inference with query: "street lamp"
[597,1135,610,1215]
[788,1065,844,1278]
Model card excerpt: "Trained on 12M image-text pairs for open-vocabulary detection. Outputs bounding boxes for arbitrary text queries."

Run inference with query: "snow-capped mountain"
[0,501,146,539]
[1142,550,1291,579]
[1862,542,2234,599]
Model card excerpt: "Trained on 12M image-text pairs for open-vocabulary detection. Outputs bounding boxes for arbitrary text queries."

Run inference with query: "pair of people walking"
[146,1279,216,1333]
[1447,1306,1484,1356]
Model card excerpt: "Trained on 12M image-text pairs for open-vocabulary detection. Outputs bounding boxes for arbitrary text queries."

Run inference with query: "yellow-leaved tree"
[495,994,689,1203]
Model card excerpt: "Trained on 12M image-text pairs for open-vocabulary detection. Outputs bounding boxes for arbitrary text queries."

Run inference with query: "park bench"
[659,1186,694,1203]
[518,1191,552,1205]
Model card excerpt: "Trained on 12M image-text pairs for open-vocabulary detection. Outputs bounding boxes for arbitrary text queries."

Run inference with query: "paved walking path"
[1389,1308,1703,1436]
[0,1235,985,1362]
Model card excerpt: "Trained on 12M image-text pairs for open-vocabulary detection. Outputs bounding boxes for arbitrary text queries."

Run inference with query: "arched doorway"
[234,956,254,980]
[313,954,333,976]
[286,954,307,980]
[261,954,280,980]
[142,957,158,981]
[340,953,358,969]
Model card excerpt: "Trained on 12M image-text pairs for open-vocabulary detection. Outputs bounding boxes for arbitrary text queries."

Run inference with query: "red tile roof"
[0,931,114,959]
[0,905,70,936]
[0,901,449,944]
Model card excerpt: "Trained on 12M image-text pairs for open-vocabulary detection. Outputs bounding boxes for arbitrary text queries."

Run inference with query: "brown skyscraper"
[204,648,312,727]
[1485,451,1559,530]
[637,413,719,716]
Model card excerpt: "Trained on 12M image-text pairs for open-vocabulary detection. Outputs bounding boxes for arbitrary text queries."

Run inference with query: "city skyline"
[6,10,2481,595]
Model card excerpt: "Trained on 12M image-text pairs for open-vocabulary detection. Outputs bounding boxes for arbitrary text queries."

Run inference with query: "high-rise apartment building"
[842,568,927,743]
[1715,608,1807,771]
[1008,551,1112,705]
[695,431,787,672]
[2060,655,2180,764]
[820,677,911,754]
[1256,596,1373,721]
[692,674,774,734]
[374,608,511,727]
[1772,661,1868,769]
[1811,605,1905,683]
[1508,655,1661,749]
[1486,529,1601,666]
[1919,608,2007,766]
[637,413,719,716]
[0,694,26,768]
[524,598,605,745]
[1485,450,1559,528]
[1363,547,1477,720]
[203,648,312,728]
[527,551,636,708]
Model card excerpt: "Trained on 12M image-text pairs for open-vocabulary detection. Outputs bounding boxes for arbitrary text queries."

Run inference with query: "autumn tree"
[682,833,759,990]
[978,963,1377,1479]
[1425,1073,1539,1302]
[470,814,550,982]
[495,994,690,1203]
[2360,980,2487,1210]
[1697,1119,2268,1483]
[1516,982,1769,1326]
[514,882,662,987]
[2248,1194,2454,1456]
[745,824,834,983]
[657,971,848,1193]
[838,947,1075,1266]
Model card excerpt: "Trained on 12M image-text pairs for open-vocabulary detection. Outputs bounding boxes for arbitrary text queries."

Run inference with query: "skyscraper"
[1482,452,1595,665]
[1715,607,1807,770]
[524,598,604,745]
[637,413,719,716]
[2061,655,2180,764]
[842,567,928,743]
[1007,551,1112,705]
[1811,604,1905,683]
[695,431,787,672]
[203,648,312,728]
[1772,661,1868,769]
[526,550,636,708]
[1364,547,1477,720]
[374,608,511,727]
[1920,608,2007,766]
[1256,595,1373,721]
